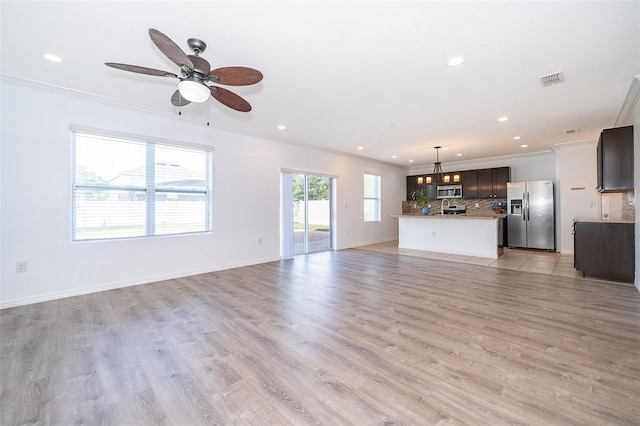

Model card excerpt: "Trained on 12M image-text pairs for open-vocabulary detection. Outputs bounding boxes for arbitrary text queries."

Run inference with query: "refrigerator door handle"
[522,192,527,221]
[525,192,530,221]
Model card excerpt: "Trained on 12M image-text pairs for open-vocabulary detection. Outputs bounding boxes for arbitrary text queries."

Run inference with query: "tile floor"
[355,240,582,278]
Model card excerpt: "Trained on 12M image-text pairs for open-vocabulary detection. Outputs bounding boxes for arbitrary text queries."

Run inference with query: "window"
[72,131,212,241]
[363,173,381,222]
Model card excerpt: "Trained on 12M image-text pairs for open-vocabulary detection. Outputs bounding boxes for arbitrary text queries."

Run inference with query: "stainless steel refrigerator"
[507,180,555,250]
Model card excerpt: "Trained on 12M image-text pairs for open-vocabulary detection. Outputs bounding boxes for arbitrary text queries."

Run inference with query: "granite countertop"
[573,217,635,224]
[392,214,507,220]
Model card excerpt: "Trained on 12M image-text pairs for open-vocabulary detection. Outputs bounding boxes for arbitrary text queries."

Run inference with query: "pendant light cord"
[432,146,444,184]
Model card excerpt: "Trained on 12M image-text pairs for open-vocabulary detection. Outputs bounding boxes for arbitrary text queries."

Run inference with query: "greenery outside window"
[72,131,212,241]
[364,173,381,222]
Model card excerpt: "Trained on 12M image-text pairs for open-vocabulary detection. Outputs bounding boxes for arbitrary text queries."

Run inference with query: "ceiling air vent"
[539,72,565,87]
[564,128,578,135]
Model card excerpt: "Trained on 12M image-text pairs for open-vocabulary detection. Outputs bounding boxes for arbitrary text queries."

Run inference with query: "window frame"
[363,173,381,222]
[71,129,213,241]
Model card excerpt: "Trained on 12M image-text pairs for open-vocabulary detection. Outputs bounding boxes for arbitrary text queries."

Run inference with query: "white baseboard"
[0,256,280,310]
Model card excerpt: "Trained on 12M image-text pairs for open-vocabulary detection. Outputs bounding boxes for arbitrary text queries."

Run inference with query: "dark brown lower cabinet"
[574,221,635,283]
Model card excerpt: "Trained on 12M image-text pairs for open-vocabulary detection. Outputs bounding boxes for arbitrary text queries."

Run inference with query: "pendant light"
[432,146,444,184]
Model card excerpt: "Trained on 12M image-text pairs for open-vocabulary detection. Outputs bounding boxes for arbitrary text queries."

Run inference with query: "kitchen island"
[393,214,505,259]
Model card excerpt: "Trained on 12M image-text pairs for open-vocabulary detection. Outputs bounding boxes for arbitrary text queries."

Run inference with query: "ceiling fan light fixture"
[178,79,210,102]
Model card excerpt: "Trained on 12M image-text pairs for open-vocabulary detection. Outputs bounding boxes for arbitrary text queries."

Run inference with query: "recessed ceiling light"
[409,160,414,163]
[448,56,464,67]
[277,125,286,130]
[442,147,449,151]
[513,136,521,140]
[44,53,62,63]
[498,116,509,122]
[456,153,463,157]
[357,146,364,150]
[521,144,528,148]
[392,155,397,159]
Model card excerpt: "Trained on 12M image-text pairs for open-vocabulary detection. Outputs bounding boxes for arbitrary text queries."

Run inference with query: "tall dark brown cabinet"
[597,125,634,192]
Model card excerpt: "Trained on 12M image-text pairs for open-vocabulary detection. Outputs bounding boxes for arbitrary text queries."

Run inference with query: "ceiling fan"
[105,28,263,112]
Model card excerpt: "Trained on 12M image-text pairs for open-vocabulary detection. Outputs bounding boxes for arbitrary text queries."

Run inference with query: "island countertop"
[573,216,634,224]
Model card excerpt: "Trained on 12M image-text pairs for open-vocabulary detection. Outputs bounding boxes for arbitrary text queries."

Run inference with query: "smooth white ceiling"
[2,1,638,167]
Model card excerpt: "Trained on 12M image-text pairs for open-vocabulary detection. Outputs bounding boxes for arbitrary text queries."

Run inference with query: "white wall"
[614,74,639,291]
[553,141,599,254]
[0,77,407,308]
[410,151,556,183]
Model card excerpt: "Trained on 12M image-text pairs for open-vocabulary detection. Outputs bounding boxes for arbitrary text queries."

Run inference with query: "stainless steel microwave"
[436,184,463,199]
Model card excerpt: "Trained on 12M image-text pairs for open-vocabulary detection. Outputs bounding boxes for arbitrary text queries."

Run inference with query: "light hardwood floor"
[1,249,639,425]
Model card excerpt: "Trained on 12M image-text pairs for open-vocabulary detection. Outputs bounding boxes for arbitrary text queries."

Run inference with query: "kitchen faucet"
[441,199,450,215]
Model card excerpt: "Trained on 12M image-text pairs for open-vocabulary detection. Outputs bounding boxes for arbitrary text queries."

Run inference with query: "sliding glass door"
[282,172,333,258]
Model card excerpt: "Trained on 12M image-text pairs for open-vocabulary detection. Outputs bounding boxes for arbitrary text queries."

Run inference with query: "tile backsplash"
[402,198,507,216]
[403,191,636,222]
[600,190,635,221]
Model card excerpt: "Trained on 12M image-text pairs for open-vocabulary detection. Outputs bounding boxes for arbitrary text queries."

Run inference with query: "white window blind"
[72,131,212,241]
[364,173,381,222]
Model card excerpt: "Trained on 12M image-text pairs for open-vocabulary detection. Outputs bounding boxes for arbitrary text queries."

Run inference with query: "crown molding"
[1,75,409,171]
[615,74,640,126]
[550,139,598,150]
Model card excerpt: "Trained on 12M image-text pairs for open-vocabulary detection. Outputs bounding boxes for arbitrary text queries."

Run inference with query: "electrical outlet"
[432,231,436,237]
[16,261,27,273]
[258,237,263,245]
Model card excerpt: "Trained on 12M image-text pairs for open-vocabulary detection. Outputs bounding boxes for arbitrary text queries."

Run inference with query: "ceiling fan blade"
[210,86,252,112]
[148,28,194,70]
[105,62,178,78]
[209,67,263,86]
[171,89,191,107]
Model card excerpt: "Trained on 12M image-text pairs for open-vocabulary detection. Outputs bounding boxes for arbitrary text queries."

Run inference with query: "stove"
[443,205,467,215]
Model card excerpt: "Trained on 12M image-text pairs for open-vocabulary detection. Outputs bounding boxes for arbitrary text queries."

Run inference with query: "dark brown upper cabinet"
[597,125,634,192]
[478,167,510,199]
[492,167,510,198]
[407,166,509,200]
[406,175,435,201]
[460,170,478,199]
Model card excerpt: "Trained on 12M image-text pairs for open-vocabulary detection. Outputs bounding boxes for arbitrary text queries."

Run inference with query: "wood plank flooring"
[1,249,640,425]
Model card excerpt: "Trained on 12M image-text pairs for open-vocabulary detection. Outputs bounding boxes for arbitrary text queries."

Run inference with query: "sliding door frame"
[281,169,336,258]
